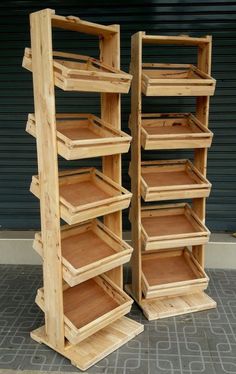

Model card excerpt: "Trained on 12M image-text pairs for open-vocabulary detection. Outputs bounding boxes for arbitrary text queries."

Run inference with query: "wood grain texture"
[33,219,133,286]
[193,35,212,266]
[31,317,144,371]
[100,25,123,287]
[30,9,64,348]
[130,32,143,302]
[129,33,215,318]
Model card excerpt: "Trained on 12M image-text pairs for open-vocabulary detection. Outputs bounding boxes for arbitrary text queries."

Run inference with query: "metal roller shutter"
[0,0,235,231]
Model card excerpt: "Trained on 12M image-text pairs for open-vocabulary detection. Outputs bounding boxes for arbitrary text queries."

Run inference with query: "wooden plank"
[142,34,211,46]
[130,32,143,303]
[126,285,216,321]
[100,25,123,287]
[51,13,117,38]
[31,317,144,372]
[193,35,212,266]
[29,9,64,348]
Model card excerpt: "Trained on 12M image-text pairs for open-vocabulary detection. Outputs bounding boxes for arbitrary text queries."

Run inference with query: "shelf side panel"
[30,9,64,348]
[130,32,143,303]
[100,25,123,287]
[193,36,212,266]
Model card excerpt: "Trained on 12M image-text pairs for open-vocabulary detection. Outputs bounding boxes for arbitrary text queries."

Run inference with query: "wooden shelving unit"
[23,9,143,371]
[127,32,217,320]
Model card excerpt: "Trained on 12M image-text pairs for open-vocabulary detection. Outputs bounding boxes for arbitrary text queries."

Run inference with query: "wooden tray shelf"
[142,248,209,299]
[141,203,210,251]
[36,275,133,345]
[27,113,132,160]
[23,48,132,93]
[142,64,216,96]
[141,113,213,150]
[30,168,132,225]
[141,159,211,201]
[33,219,133,286]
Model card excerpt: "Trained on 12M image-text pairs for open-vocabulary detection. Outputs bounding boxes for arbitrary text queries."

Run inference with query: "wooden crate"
[141,159,211,201]
[30,168,132,225]
[35,275,133,345]
[33,219,133,286]
[142,64,216,96]
[141,248,209,299]
[23,48,132,93]
[140,113,213,150]
[26,113,131,160]
[141,203,210,251]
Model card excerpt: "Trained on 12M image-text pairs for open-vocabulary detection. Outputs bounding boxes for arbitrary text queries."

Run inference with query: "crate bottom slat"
[31,317,144,371]
[36,275,133,344]
[125,284,216,321]
[142,248,208,298]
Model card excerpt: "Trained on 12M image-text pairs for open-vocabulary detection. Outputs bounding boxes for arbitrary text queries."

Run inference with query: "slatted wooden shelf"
[26,113,132,160]
[23,48,132,93]
[141,203,210,251]
[30,168,132,225]
[142,64,216,96]
[141,113,213,150]
[36,275,133,345]
[142,248,209,299]
[33,219,133,286]
[141,159,211,201]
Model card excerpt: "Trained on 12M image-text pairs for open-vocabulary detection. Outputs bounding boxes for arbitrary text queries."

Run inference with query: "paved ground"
[0,265,236,374]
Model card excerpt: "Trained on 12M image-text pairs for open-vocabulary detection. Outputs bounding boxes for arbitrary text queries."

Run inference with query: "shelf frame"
[128,31,216,317]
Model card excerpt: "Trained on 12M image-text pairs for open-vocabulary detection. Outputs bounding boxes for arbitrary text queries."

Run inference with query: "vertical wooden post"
[30,9,64,348]
[193,36,212,266]
[100,26,123,287]
[130,32,143,302]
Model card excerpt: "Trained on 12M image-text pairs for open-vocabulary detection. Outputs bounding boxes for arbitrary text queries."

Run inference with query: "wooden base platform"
[126,284,216,320]
[31,317,144,371]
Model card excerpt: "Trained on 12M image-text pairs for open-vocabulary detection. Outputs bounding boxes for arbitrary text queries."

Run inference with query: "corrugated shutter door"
[0,0,235,231]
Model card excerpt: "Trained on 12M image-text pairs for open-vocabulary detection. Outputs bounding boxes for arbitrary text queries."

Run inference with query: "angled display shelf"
[33,219,133,286]
[140,113,213,150]
[30,168,132,224]
[23,9,143,371]
[127,32,216,320]
[35,275,133,344]
[141,203,210,251]
[142,63,216,96]
[27,113,132,160]
[23,48,132,93]
[142,248,209,299]
[141,159,211,201]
